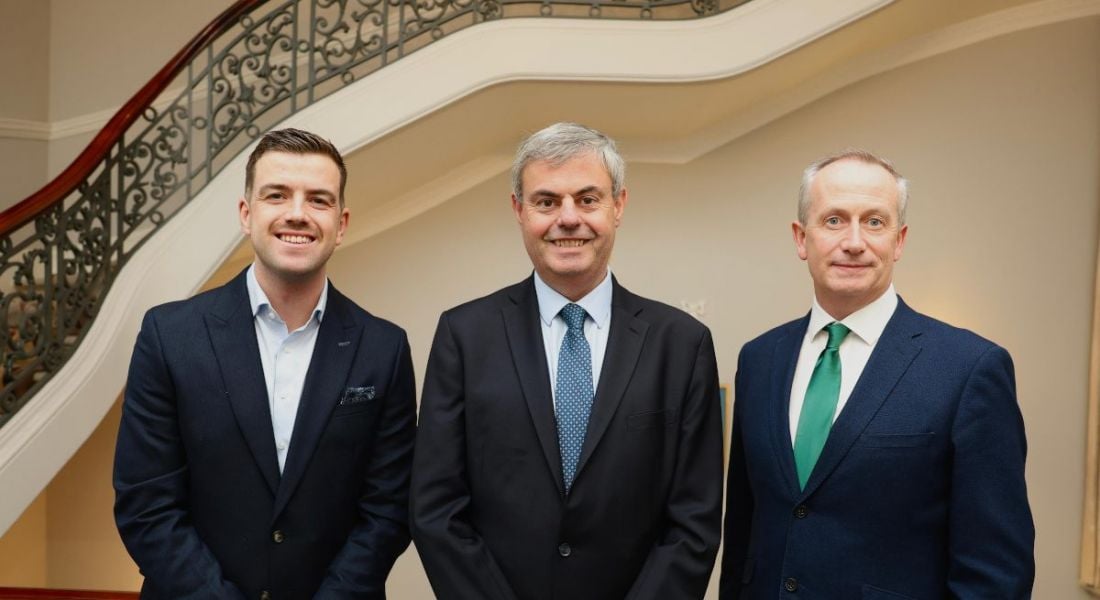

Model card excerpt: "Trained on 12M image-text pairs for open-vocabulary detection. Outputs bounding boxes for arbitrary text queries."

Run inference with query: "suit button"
[558,542,572,557]
[793,505,808,519]
[784,577,798,592]
[260,592,272,600]
[272,530,285,543]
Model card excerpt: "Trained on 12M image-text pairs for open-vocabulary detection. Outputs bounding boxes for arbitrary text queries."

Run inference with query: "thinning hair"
[798,149,909,225]
[511,122,625,200]
[244,128,348,206]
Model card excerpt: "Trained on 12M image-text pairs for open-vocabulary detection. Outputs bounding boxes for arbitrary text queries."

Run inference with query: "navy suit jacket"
[410,276,724,600]
[719,298,1034,599]
[114,270,416,599]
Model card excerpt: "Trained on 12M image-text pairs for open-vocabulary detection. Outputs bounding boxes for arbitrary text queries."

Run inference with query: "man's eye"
[535,198,555,208]
[825,216,841,226]
[580,196,598,205]
[867,218,884,227]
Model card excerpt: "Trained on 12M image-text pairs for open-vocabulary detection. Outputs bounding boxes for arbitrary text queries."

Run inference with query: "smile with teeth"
[278,233,315,245]
[551,239,588,248]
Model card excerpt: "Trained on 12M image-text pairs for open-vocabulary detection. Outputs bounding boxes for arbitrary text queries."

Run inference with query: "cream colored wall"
[0,492,48,586]
[45,0,232,177]
[45,400,140,589]
[328,16,1100,599]
[0,0,49,204]
[0,10,1094,599]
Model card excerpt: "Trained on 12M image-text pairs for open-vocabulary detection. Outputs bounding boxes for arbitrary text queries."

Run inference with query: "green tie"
[793,322,851,490]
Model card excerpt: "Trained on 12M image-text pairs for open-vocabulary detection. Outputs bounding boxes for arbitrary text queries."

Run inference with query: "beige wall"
[0,492,48,586]
[328,16,1100,599]
[0,10,1095,600]
[0,0,50,204]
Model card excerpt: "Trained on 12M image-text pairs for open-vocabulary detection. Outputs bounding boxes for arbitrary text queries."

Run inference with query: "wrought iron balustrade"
[0,0,752,426]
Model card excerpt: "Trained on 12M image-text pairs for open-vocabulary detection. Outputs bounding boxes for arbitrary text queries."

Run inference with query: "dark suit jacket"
[114,270,416,599]
[410,276,723,600]
[720,298,1034,600]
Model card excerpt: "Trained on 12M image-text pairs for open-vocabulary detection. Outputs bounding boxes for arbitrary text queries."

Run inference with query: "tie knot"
[824,322,850,350]
[560,303,587,331]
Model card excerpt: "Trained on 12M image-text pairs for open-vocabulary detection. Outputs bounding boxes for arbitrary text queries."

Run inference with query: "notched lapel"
[770,320,806,497]
[205,282,280,496]
[502,283,564,496]
[574,295,647,483]
[800,309,922,498]
[273,291,362,520]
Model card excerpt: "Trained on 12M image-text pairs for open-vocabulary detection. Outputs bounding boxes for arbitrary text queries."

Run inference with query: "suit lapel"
[273,285,361,519]
[501,278,564,496]
[205,272,280,496]
[800,300,922,497]
[770,317,808,498]
[574,279,647,483]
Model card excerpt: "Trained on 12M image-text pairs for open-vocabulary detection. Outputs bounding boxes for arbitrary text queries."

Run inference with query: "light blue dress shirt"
[533,270,613,405]
[245,265,327,472]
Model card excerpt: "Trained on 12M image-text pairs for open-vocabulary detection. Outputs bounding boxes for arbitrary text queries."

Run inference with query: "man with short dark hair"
[720,150,1035,599]
[115,128,416,598]
[411,122,724,600]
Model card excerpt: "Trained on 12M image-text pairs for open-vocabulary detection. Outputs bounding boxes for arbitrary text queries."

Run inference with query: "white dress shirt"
[246,265,327,472]
[533,270,613,405]
[788,285,898,445]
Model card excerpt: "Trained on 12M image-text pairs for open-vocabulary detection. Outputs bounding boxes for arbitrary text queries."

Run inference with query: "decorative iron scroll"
[0,0,752,426]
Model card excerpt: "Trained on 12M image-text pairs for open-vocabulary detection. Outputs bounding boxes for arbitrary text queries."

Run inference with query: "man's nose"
[840,223,866,252]
[557,197,582,227]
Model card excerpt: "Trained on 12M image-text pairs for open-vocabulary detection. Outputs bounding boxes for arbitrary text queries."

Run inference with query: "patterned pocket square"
[340,386,377,405]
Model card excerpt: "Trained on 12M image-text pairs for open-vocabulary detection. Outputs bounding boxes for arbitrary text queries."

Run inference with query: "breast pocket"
[627,408,678,431]
[856,432,935,448]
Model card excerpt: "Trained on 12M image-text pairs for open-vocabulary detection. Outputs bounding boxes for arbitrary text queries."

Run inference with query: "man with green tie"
[719,149,1034,599]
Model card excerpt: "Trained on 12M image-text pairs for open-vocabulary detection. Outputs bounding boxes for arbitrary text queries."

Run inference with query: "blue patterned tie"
[556,303,594,493]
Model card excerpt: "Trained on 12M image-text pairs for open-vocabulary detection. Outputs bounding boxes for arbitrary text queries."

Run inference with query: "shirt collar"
[246,264,328,325]
[808,284,898,345]
[533,269,613,330]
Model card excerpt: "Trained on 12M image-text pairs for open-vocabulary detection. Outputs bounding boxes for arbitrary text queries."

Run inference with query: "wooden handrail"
[0,589,138,600]
[0,0,267,236]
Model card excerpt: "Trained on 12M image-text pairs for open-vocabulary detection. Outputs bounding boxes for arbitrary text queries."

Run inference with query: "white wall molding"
[0,0,896,534]
[336,0,1100,252]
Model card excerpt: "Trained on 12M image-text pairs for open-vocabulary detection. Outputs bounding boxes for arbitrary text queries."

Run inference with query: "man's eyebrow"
[528,185,605,199]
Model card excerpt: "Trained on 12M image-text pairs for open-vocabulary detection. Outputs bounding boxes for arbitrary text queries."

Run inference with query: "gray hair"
[798,149,909,225]
[511,122,625,200]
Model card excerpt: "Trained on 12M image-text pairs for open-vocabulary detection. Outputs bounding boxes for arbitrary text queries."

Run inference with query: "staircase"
[0,0,894,537]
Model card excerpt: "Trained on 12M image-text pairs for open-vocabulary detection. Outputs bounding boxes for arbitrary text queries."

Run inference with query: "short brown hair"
[244,128,347,205]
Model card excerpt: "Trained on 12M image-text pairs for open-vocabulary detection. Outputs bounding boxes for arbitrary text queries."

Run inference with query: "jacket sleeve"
[624,328,725,600]
[719,348,753,600]
[946,345,1035,598]
[315,332,417,598]
[113,310,246,599]
[409,312,521,600]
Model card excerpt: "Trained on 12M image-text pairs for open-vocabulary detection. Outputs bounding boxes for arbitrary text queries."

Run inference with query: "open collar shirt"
[246,264,328,472]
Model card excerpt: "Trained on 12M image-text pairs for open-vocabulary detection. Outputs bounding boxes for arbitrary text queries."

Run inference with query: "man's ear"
[238,197,251,235]
[792,221,808,261]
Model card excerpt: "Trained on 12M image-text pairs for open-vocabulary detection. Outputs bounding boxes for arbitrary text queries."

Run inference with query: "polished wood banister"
[0,589,138,600]
[0,0,266,236]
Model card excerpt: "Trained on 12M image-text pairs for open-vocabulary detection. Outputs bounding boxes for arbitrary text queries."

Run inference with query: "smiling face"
[239,150,349,291]
[512,152,627,301]
[793,158,907,319]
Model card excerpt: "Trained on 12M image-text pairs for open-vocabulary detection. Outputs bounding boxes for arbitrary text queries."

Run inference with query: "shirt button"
[793,505,808,519]
[784,577,798,592]
[272,530,285,543]
[557,542,571,557]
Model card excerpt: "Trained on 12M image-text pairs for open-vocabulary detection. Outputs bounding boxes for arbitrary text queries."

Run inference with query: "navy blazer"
[720,299,1034,599]
[411,276,724,600]
[114,270,416,599]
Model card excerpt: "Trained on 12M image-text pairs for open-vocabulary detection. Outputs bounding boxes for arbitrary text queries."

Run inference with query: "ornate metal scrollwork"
[0,0,752,426]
